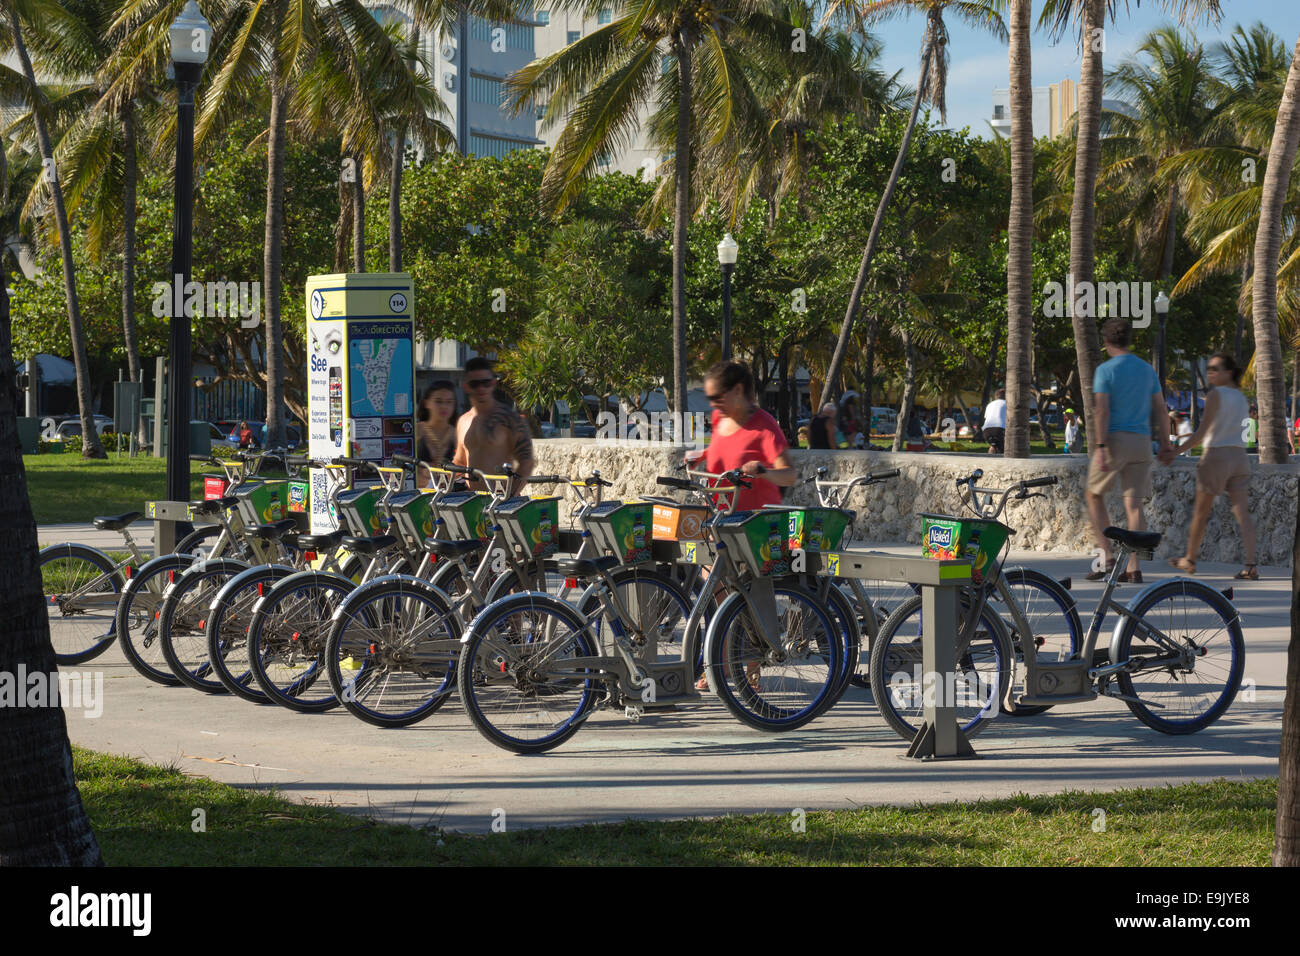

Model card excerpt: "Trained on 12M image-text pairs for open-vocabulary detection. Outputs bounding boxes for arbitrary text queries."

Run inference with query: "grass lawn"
[75,748,1274,866]
[24,454,206,525]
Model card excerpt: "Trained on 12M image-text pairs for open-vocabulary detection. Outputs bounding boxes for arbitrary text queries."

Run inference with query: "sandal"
[1085,559,1116,581]
[1168,557,1197,575]
[695,676,710,691]
[1234,565,1259,580]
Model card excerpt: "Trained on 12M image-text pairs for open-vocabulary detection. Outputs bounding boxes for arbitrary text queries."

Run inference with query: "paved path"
[56,543,1285,834]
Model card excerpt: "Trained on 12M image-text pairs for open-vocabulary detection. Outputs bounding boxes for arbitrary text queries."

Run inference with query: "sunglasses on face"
[465,378,495,389]
[705,386,732,403]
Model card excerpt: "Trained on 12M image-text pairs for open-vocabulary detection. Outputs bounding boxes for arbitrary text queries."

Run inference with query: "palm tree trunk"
[335,170,352,273]
[1252,34,1300,468]
[352,151,365,272]
[263,2,289,449]
[390,127,405,272]
[1154,183,1179,396]
[121,104,141,386]
[0,138,103,861]
[7,7,104,459]
[1069,0,1105,450]
[121,104,146,451]
[671,36,692,422]
[892,327,917,452]
[1268,34,1300,870]
[1004,0,1034,459]
[1235,262,1250,364]
[817,33,935,410]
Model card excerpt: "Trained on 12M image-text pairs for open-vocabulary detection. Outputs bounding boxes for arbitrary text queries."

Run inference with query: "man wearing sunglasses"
[453,357,535,495]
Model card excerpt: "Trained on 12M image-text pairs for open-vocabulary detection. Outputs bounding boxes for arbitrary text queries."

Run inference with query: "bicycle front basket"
[435,491,491,542]
[714,510,792,577]
[585,500,653,565]
[495,495,561,558]
[919,514,1011,585]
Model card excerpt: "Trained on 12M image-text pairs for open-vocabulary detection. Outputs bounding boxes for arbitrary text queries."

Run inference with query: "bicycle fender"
[1107,577,1242,665]
[700,591,748,674]
[461,590,571,644]
[207,564,298,614]
[252,568,356,618]
[330,574,454,625]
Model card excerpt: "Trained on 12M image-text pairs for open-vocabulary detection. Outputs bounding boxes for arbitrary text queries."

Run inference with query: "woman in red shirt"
[702,361,796,510]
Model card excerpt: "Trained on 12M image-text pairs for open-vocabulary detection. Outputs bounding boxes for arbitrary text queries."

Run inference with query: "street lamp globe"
[717,232,738,266]
[1155,291,1170,314]
[170,1,212,66]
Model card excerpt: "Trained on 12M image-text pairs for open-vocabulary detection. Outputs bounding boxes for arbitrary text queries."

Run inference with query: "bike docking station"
[304,273,416,533]
[807,548,981,760]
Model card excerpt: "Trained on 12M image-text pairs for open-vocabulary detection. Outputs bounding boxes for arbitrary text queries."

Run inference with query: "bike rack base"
[903,721,979,761]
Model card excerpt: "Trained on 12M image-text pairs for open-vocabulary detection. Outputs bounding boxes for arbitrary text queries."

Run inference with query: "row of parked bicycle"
[39,448,1247,754]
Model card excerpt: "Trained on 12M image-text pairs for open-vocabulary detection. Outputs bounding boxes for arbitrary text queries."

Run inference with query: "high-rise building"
[367,4,542,158]
[990,79,1078,139]
[531,6,663,178]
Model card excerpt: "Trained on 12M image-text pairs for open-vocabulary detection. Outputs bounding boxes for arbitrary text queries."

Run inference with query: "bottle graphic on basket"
[631,514,646,551]
[538,511,553,546]
[809,514,825,550]
[767,522,787,573]
[268,490,282,522]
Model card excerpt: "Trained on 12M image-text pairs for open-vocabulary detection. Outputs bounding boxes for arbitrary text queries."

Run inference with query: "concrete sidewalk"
[59,546,1285,835]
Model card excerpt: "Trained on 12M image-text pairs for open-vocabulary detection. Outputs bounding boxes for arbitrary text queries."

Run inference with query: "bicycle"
[869,470,1245,739]
[157,455,367,693]
[111,449,294,685]
[455,469,841,754]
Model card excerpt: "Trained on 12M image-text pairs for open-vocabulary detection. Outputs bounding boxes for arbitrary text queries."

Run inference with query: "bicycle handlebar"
[528,474,564,484]
[1021,476,1058,489]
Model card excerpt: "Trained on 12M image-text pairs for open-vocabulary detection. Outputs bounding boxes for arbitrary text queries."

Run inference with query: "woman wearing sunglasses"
[700,361,796,509]
[1167,352,1258,580]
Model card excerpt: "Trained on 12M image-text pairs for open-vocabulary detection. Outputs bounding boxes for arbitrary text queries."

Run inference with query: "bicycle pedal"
[624,705,645,722]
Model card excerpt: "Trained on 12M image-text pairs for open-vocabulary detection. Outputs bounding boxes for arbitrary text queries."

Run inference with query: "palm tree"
[1102,27,1223,392]
[814,0,1007,411]
[1002,0,1031,458]
[506,1,851,422]
[111,0,498,445]
[3,0,106,458]
[1040,0,1222,450]
[0,132,103,866]
[685,2,903,231]
[1253,35,1300,469]
[11,0,163,450]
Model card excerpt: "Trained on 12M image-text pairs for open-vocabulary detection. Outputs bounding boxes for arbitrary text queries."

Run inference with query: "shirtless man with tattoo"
[453,357,535,495]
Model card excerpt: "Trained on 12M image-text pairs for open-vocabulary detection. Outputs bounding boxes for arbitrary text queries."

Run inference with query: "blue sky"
[864,1,1300,137]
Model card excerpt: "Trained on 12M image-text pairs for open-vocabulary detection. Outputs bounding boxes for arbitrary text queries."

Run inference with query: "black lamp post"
[165,1,211,504]
[717,232,738,361]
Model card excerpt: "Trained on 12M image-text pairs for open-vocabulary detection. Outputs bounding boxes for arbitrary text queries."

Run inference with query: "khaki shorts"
[1086,431,1153,499]
[1197,446,1250,496]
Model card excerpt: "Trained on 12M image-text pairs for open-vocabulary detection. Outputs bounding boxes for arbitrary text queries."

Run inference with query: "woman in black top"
[416,380,458,486]
[810,403,836,449]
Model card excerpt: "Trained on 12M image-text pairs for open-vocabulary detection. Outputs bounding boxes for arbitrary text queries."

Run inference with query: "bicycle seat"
[92,511,143,531]
[247,518,299,541]
[1103,527,1162,550]
[424,538,488,558]
[290,530,346,552]
[554,555,620,578]
[341,534,398,556]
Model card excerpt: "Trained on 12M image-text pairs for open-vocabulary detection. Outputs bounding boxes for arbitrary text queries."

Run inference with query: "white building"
[530,5,663,178]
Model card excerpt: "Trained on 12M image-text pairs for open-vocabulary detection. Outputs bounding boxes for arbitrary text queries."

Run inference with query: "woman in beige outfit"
[1168,353,1258,579]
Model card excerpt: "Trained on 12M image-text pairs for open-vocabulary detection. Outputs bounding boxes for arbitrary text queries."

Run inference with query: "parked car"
[50,416,114,442]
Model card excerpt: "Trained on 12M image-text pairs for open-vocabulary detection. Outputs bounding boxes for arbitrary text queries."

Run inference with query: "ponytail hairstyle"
[705,360,755,400]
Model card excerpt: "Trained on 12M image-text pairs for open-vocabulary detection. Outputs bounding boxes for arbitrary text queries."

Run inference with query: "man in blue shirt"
[1085,319,1173,583]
